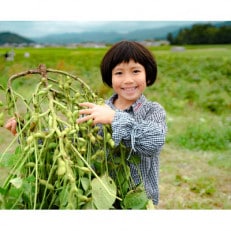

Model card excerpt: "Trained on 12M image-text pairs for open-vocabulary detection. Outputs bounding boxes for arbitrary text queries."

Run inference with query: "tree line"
[167,23,231,45]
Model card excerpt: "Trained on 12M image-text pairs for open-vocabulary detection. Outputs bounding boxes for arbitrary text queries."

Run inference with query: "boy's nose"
[123,73,133,83]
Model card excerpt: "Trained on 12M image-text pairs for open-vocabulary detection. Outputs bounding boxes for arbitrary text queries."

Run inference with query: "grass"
[158,145,231,209]
[166,111,231,152]
[0,44,230,209]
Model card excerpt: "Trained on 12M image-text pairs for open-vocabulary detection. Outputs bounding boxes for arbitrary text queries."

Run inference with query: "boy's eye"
[115,71,122,75]
[134,69,140,73]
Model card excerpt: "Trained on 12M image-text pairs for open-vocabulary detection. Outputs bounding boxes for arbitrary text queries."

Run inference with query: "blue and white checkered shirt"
[106,94,167,205]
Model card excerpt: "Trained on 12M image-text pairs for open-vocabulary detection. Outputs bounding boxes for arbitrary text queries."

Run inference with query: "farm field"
[0,44,230,209]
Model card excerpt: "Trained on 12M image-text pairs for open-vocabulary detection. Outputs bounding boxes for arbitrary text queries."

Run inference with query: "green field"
[0,44,230,209]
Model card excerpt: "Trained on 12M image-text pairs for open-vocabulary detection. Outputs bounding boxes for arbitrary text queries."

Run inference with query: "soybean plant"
[0,64,151,209]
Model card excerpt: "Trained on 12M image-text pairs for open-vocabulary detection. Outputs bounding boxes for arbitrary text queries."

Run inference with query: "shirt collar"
[106,93,147,113]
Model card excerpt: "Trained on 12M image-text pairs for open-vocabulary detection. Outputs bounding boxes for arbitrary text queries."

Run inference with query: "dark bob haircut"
[100,40,157,88]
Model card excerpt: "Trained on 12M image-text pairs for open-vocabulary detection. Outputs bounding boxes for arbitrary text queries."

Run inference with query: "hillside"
[0,32,34,45]
[33,25,184,44]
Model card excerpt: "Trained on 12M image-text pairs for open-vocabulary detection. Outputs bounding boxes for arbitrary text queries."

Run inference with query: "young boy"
[77,40,167,205]
[5,40,167,206]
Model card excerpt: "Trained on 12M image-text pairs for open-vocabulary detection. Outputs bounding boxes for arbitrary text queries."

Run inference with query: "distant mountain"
[34,24,188,44]
[0,22,230,45]
[0,32,34,45]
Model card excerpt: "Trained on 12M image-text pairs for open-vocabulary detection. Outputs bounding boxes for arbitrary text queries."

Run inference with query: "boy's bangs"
[112,47,143,66]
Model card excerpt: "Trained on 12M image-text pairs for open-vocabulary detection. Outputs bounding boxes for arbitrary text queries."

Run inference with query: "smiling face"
[112,59,146,110]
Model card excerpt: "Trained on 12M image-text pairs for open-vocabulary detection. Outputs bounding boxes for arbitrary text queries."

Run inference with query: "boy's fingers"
[79,109,92,115]
[76,115,93,124]
[5,121,13,129]
[4,118,17,135]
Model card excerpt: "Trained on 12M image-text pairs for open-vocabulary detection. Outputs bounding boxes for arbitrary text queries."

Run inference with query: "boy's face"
[111,59,146,108]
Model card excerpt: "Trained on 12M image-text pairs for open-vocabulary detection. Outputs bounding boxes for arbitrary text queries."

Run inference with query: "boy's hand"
[4,117,17,135]
[77,102,115,125]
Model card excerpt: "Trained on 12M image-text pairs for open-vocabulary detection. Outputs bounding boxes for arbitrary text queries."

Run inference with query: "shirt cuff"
[111,110,134,146]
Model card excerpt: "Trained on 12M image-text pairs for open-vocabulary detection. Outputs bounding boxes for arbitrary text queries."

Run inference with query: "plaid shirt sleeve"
[111,101,167,158]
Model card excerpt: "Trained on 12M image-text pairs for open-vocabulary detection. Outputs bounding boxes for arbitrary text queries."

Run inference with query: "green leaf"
[81,177,90,192]
[123,188,149,209]
[82,200,96,209]
[91,174,117,209]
